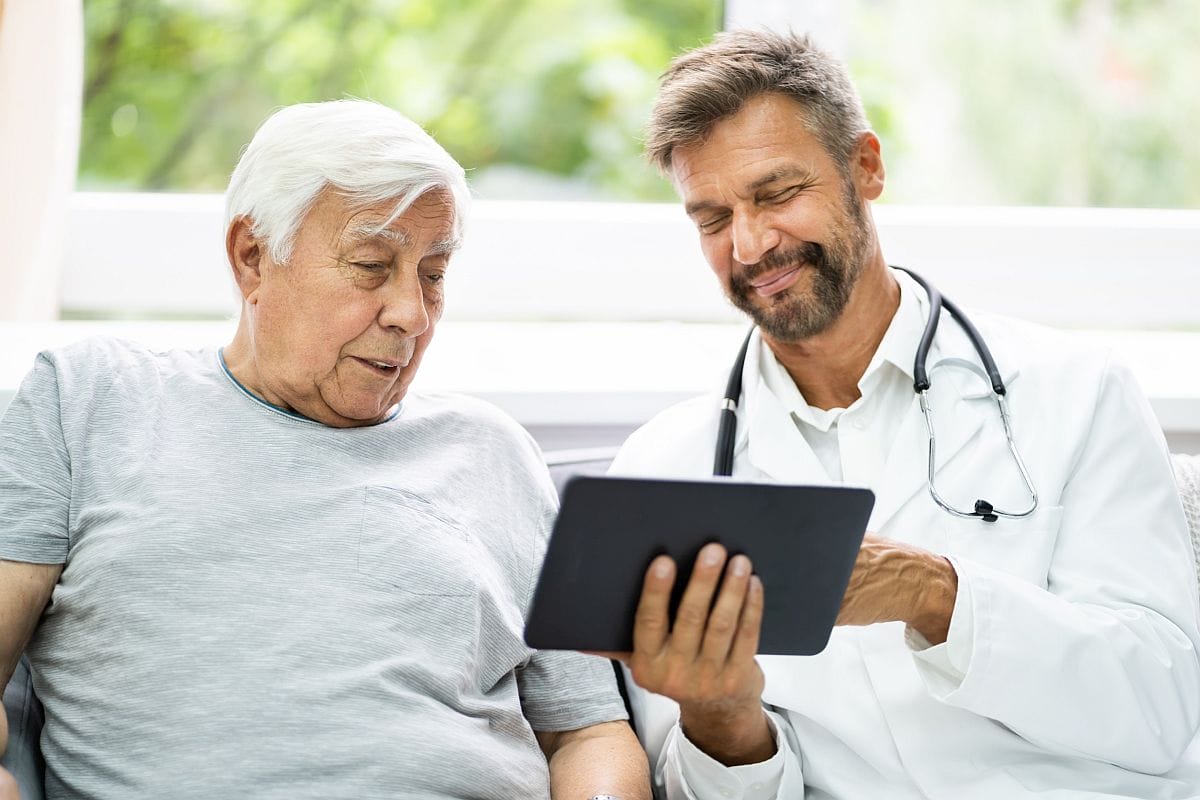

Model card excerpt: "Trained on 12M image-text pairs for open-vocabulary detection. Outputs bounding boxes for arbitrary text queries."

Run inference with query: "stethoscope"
[713,267,1038,523]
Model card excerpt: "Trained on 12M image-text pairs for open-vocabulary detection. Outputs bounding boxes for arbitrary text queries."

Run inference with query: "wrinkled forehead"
[335,190,462,255]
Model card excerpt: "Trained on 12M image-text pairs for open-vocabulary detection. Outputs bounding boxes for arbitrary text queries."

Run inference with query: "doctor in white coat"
[606,30,1200,799]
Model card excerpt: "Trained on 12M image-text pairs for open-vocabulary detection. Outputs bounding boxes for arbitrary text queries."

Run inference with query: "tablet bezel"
[524,476,874,656]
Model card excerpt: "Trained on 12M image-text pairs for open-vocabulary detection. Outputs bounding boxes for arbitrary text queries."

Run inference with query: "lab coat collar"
[871,288,1023,528]
[740,331,833,485]
[736,271,1023,529]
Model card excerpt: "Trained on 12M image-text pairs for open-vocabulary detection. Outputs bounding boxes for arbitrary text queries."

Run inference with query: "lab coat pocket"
[358,486,476,597]
[944,504,1064,587]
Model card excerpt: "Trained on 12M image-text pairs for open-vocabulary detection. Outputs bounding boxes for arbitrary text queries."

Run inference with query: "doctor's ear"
[851,132,885,202]
[226,216,265,302]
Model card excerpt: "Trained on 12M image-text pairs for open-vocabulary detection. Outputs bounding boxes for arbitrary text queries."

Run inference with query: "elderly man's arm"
[537,721,651,799]
[0,766,17,800]
[1,560,62,756]
[0,716,9,800]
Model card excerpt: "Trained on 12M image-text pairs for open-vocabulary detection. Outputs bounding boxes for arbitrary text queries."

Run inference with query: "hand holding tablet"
[524,476,874,656]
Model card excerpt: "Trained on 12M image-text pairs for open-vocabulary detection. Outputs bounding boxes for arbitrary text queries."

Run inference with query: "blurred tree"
[846,0,1200,208]
[79,0,719,199]
[81,0,1198,208]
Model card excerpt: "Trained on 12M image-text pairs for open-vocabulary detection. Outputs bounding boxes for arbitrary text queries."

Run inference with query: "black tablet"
[524,476,874,656]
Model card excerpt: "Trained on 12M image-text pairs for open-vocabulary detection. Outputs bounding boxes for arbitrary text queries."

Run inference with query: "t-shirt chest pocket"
[358,486,478,597]
[942,504,1065,587]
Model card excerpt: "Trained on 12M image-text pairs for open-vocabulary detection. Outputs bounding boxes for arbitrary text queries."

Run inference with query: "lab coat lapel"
[869,317,1018,530]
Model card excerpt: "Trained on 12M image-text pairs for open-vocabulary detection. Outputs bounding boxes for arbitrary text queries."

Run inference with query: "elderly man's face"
[230,189,457,427]
[672,93,876,342]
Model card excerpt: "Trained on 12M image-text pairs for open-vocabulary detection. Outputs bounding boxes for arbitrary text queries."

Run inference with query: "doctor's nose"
[729,211,781,266]
[379,270,430,338]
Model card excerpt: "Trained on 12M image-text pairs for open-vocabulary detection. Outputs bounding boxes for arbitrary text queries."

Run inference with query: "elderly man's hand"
[0,708,13,800]
[599,543,775,766]
[0,767,17,800]
[836,532,959,644]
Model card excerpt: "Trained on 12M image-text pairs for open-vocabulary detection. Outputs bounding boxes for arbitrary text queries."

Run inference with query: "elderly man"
[0,100,650,799]
[608,31,1200,799]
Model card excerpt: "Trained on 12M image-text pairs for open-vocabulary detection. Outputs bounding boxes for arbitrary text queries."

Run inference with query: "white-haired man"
[0,100,650,799]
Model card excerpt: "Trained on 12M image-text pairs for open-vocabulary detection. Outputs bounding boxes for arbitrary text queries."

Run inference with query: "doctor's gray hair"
[225,100,470,265]
[646,30,869,178]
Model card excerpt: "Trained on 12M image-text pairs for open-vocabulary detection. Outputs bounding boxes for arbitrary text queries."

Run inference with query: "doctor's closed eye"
[697,213,731,234]
[760,184,806,204]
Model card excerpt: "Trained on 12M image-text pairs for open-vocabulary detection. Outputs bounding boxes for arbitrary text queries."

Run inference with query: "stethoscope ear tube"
[714,329,755,477]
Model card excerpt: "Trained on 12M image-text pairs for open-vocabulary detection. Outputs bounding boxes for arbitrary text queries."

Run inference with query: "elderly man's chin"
[322,390,402,427]
[316,366,413,427]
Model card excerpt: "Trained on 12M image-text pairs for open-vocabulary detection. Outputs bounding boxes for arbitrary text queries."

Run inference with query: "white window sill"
[3,321,1198,448]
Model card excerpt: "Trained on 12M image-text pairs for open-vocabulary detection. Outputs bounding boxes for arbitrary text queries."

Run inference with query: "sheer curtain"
[0,0,83,320]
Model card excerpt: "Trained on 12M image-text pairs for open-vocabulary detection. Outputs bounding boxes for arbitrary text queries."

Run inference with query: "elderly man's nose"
[730,212,780,266]
[379,275,430,335]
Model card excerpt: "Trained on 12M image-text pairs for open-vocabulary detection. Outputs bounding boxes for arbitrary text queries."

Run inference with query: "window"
[730,0,1200,208]
[80,0,720,200]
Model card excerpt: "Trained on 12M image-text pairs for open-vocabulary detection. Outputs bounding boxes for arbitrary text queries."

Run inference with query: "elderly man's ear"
[226,216,264,303]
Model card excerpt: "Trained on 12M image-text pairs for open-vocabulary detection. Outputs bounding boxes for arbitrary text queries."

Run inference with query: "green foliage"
[846,0,1200,208]
[79,0,720,199]
[81,0,1198,208]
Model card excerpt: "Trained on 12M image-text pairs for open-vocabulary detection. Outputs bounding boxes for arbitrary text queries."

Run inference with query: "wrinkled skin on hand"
[837,532,959,644]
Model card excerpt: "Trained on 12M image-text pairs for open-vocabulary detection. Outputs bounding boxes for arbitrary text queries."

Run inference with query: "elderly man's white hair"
[225,100,470,264]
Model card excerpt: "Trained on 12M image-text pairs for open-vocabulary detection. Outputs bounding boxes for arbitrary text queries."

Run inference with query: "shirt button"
[853,417,867,430]
[719,789,735,798]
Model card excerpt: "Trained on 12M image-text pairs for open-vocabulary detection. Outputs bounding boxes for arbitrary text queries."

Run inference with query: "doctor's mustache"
[739,242,826,282]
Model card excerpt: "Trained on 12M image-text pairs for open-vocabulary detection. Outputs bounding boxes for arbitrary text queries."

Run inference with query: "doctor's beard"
[727,200,872,342]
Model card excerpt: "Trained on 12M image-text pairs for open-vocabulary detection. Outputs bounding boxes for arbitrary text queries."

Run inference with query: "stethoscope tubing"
[713,267,1038,522]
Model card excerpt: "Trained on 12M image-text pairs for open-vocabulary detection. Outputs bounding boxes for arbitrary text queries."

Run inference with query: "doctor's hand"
[595,543,776,767]
[836,533,959,645]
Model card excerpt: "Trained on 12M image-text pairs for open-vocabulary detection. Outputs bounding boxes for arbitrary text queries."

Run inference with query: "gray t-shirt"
[0,337,626,799]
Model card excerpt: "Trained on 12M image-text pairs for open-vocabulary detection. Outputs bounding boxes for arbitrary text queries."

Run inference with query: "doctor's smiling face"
[672,92,883,342]
[223,188,458,427]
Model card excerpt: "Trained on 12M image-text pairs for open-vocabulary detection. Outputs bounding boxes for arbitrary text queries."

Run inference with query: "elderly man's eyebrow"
[345,224,460,256]
[346,224,412,247]
[426,235,462,256]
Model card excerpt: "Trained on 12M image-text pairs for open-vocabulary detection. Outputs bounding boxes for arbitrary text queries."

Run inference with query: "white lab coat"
[610,303,1200,799]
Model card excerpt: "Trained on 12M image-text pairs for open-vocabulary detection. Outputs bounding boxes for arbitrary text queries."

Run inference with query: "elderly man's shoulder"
[26,335,213,394]
[402,390,540,448]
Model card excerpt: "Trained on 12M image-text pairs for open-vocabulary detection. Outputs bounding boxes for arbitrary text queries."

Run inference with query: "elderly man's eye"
[354,262,389,272]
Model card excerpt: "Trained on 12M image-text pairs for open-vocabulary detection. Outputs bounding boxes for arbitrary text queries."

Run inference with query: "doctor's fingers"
[664,543,730,658]
[697,555,758,665]
[631,554,678,655]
